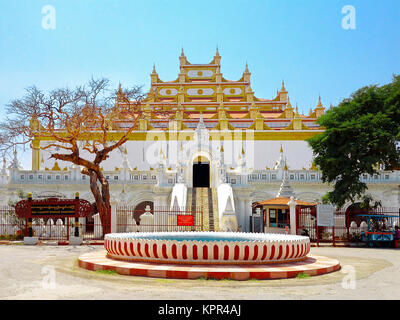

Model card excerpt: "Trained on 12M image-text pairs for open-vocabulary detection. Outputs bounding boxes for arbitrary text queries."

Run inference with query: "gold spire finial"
[280,144,283,153]
[317,95,323,108]
[124,147,127,155]
[215,46,220,56]
[181,48,185,57]
[244,62,249,73]
[295,105,300,118]
[281,80,286,92]
[286,96,292,109]
[152,63,157,74]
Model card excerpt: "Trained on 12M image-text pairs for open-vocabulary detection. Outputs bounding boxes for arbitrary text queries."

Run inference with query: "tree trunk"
[89,170,111,234]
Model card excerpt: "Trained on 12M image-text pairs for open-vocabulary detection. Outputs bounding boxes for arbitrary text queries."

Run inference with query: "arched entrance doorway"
[133,201,154,225]
[346,202,368,227]
[192,156,210,188]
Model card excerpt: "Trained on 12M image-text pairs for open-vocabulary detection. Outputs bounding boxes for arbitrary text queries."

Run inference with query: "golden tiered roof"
[115,49,325,132]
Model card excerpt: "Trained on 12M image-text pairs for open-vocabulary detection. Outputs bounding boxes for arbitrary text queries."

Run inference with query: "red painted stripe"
[130,242,135,256]
[276,245,283,260]
[244,245,249,261]
[113,240,117,255]
[290,244,295,259]
[124,242,128,256]
[172,244,177,259]
[166,270,189,279]
[193,245,198,260]
[224,245,229,261]
[129,268,147,277]
[270,245,275,260]
[213,245,219,260]
[162,244,168,259]
[234,245,240,260]
[137,243,142,257]
[284,245,290,260]
[299,244,304,257]
[203,245,208,260]
[153,244,159,258]
[144,243,150,258]
[252,245,259,260]
[261,245,267,260]
[295,244,300,258]
[182,244,187,260]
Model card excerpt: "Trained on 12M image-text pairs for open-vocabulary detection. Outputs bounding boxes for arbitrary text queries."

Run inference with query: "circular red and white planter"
[104,232,310,265]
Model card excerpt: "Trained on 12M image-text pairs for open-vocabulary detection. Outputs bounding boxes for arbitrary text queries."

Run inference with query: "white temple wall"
[39,138,314,171]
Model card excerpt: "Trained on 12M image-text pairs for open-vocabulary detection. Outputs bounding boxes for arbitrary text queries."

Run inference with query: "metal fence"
[0,205,25,240]
[0,205,103,241]
[116,205,204,233]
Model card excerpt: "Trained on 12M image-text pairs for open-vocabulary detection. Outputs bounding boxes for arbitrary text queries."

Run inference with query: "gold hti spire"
[244,62,249,73]
[286,96,293,109]
[180,48,185,57]
[317,95,323,108]
[152,63,157,74]
[281,80,287,92]
[294,105,300,118]
[215,46,220,57]
[280,144,283,153]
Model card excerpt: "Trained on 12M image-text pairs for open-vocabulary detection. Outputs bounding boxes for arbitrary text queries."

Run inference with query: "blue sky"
[1,0,400,168]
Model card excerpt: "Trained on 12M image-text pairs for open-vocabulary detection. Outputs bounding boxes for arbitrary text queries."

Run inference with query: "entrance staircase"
[186,188,219,231]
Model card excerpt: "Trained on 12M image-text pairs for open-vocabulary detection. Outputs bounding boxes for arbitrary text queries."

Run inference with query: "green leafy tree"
[308,75,400,208]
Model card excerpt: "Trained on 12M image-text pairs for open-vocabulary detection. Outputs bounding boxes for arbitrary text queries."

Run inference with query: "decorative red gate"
[15,192,91,240]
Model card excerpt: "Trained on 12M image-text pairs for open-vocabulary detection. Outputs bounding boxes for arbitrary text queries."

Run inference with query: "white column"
[238,199,245,232]
[244,198,253,232]
[110,200,118,233]
[288,196,297,235]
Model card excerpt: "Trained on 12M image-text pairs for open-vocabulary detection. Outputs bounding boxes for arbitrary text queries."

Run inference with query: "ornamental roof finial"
[244,62,249,73]
[215,46,220,57]
[294,104,301,119]
[286,96,293,109]
[281,80,287,92]
[317,95,323,108]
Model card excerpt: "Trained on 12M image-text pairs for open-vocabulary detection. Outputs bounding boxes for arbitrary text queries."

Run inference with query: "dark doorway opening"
[193,162,210,188]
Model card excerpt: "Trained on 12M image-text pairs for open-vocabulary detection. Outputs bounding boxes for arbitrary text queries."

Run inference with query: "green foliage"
[359,194,382,210]
[296,272,310,279]
[308,75,400,208]
[95,269,118,275]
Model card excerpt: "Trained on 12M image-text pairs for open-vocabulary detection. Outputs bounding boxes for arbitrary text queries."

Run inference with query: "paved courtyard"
[0,244,399,300]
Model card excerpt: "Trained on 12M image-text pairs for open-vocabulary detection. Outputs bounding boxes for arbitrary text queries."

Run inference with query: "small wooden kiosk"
[254,197,316,234]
